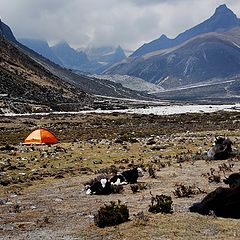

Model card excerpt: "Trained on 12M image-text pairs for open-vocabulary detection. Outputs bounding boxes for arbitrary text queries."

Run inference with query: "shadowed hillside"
[0,37,91,113]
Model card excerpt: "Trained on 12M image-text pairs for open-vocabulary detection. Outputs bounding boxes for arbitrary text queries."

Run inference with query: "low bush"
[173,184,205,198]
[133,211,149,226]
[94,200,129,228]
[208,168,221,183]
[148,194,173,214]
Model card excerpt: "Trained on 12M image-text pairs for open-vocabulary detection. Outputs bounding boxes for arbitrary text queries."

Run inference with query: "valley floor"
[0,111,240,239]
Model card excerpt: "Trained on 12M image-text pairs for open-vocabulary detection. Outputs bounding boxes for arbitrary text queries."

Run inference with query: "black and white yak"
[86,167,144,195]
[207,136,232,160]
[86,177,112,195]
[110,167,144,185]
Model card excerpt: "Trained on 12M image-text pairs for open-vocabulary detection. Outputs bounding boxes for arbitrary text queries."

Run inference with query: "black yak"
[189,184,240,218]
[223,172,240,188]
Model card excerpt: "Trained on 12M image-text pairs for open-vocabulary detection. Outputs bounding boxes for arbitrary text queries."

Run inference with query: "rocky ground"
[0,111,240,239]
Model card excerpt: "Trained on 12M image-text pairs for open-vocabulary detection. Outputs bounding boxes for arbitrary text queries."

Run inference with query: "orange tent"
[24,128,58,145]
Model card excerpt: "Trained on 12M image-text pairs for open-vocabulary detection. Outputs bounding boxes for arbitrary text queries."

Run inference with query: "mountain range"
[0,23,93,113]
[107,28,240,87]
[131,4,240,57]
[1,3,240,111]
[18,38,126,74]
[105,4,240,99]
[51,41,90,70]
[0,19,152,113]
[18,38,63,65]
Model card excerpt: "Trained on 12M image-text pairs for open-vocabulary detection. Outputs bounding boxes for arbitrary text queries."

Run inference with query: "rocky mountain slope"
[1,19,157,113]
[0,37,91,113]
[153,76,240,102]
[18,38,62,65]
[106,27,240,87]
[89,74,163,93]
[105,5,240,101]
[0,18,17,43]
[51,41,90,70]
[132,4,240,57]
[51,67,153,100]
[19,38,127,74]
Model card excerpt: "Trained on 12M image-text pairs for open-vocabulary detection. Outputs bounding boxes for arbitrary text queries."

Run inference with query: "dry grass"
[0,112,240,239]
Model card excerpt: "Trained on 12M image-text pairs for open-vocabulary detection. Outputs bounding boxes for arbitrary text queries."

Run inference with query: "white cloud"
[0,0,239,50]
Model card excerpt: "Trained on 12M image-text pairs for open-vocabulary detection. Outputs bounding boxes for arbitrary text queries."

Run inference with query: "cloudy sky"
[0,0,239,50]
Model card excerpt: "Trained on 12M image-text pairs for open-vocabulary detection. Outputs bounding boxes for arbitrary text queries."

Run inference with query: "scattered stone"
[93,159,103,164]
[0,199,8,205]
[54,173,65,179]
[0,144,17,151]
[54,198,63,202]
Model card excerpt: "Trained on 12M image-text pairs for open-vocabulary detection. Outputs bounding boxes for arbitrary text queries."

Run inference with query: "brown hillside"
[0,37,91,112]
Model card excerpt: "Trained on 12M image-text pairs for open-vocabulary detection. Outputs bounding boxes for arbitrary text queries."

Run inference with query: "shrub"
[133,211,149,226]
[130,183,147,193]
[130,184,139,193]
[148,194,173,214]
[173,184,205,198]
[208,168,221,183]
[218,163,234,173]
[94,200,129,228]
[148,165,156,178]
[111,185,124,194]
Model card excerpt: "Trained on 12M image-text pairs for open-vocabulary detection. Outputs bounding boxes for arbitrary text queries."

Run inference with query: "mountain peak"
[132,4,240,57]
[214,4,236,17]
[159,34,169,40]
[0,18,17,42]
[208,4,239,31]
[55,40,70,47]
[115,45,125,56]
[116,45,123,50]
[215,4,229,13]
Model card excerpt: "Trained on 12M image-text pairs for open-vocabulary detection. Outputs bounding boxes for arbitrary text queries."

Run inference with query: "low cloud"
[0,0,239,50]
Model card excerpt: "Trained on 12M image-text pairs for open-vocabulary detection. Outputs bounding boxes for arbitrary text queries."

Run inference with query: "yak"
[223,172,240,188]
[190,172,240,218]
[86,167,144,195]
[207,136,232,160]
[110,167,143,185]
[86,178,112,195]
